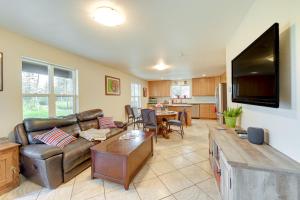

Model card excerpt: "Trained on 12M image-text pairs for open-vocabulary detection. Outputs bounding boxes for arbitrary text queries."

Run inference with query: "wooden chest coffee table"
[90,130,153,190]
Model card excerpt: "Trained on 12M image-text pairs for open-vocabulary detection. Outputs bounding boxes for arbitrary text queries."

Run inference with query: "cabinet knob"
[10,166,18,174]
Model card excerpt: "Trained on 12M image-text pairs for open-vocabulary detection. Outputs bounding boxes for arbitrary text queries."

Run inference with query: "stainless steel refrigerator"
[215,83,227,124]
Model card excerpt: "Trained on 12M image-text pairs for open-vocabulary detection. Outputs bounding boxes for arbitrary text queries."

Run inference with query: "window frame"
[170,85,191,98]
[130,82,142,108]
[22,57,78,119]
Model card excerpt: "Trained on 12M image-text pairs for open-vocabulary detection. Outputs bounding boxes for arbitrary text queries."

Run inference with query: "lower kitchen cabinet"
[199,103,216,119]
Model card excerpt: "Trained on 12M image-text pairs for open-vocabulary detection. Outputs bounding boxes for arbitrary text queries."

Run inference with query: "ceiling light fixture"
[92,6,125,27]
[202,74,207,77]
[154,62,169,71]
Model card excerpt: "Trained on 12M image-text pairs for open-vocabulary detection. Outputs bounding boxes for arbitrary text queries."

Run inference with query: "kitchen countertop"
[166,104,192,107]
[190,102,215,104]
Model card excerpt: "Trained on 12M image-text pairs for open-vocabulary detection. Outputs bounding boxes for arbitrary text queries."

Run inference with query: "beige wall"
[0,28,147,138]
[226,0,300,162]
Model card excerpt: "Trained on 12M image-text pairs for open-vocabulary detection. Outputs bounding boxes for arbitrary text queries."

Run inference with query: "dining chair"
[125,105,134,124]
[167,109,187,139]
[141,109,158,142]
[132,107,143,129]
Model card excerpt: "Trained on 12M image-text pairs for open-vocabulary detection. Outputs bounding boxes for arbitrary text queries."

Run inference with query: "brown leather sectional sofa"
[14,109,127,189]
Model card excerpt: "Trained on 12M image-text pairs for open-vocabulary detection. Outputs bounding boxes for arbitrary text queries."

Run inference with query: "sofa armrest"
[21,144,63,160]
[114,121,128,129]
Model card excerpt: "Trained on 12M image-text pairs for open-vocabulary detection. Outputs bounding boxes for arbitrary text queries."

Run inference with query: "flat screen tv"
[232,23,279,108]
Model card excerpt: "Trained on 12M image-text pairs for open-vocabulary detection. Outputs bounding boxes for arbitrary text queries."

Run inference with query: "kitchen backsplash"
[154,96,216,104]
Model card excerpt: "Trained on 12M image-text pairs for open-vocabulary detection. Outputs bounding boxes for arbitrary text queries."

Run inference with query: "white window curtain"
[131,83,141,108]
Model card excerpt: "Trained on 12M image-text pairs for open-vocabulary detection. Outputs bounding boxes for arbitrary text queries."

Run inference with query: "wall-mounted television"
[232,23,279,108]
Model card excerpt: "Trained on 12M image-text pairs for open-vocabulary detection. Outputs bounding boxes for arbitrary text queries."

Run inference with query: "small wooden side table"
[0,142,20,195]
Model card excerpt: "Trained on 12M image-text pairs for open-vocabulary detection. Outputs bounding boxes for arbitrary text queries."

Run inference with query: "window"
[171,85,190,98]
[131,83,141,108]
[22,59,77,119]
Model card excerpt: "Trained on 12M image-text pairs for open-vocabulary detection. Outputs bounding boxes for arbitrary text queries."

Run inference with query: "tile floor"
[0,120,221,200]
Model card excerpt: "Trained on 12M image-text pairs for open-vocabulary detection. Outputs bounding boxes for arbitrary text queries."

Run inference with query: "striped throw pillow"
[33,127,77,149]
[98,117,117,129]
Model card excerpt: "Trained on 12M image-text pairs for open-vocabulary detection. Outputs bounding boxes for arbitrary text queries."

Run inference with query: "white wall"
[226,0,300,162]
[0,28,147,139]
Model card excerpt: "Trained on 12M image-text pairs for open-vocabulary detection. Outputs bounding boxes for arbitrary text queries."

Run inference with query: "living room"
[0,0,300,200]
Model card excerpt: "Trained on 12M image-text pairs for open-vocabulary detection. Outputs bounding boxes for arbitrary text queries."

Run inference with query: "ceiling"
[0,0,254,80]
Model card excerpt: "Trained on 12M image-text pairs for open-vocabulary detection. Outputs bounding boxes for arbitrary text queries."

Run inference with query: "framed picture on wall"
[105,75,120,95]
[143,87,147,97]
[0,52,3,91]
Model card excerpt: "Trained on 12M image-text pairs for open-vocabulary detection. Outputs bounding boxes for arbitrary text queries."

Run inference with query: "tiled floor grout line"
[102,180,106,200]
[156,173,174,196]
[132,182,142,200]
[69,177,76,200]
[35,188,43,200]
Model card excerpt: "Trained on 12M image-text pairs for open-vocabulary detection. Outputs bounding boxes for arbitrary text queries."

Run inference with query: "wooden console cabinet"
[0,143,20,195]
[209,126,300,200]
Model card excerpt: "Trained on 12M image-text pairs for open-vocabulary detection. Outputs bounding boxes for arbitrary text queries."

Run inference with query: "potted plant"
[223,106,242,128]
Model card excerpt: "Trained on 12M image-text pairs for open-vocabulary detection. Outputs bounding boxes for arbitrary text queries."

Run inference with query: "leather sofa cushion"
[24,115,77,132]
[28,123,81,144]
[78,119,99,131]
[62,137,94,173]
[76,109,103,122]
[21,144,63,160]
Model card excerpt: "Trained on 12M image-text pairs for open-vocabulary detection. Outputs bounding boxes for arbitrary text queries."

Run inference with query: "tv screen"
[232,23,279,108]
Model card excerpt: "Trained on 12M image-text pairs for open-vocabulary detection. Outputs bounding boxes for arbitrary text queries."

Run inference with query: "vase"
[225,116,237,128]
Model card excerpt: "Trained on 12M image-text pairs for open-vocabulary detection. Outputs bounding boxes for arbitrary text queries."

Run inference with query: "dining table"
[155,110,177,139]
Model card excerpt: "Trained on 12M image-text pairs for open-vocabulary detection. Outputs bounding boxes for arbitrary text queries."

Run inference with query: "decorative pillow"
[33,127,77,149]
[98,117,117,129]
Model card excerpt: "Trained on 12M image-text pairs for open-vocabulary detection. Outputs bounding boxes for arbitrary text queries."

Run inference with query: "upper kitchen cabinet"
[148,80,171,97]
[192,76,220,96]
[220,72,226,83]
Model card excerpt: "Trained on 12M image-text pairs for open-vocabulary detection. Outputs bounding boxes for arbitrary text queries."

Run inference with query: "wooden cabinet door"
[207,78,214,96]
[0,152,13,187]
[215,76,221,87]
[209,104,217,119]
[0,147,19,196]
[148,81,170,97]
[192,78,200,96]
[200,104,210,118]
[160,81,171,97]
[220,72,226,83]
[148,81,155,97]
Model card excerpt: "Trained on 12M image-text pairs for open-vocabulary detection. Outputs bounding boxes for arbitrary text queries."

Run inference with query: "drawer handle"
[10,166,18,174]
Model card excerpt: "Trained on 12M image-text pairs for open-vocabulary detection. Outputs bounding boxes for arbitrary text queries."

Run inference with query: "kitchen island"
[166,104,192,126]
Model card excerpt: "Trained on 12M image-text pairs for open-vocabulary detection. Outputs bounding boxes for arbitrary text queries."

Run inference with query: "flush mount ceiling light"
[153,62,170,71]
[92,6,125,27]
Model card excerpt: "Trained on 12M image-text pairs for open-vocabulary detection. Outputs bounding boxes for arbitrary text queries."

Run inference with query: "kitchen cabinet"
[192,76,220,96]
[148,80,171,97]
[199,103,216,119]
[220,72,226,83]
[192,103,217,119]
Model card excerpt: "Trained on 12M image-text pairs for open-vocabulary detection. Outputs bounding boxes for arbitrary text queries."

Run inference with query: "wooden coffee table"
[90,130,153,190]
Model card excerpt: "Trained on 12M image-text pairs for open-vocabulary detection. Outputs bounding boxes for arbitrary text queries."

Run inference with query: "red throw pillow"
[33,127,77,149]
[98,117,117,129]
